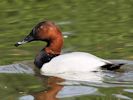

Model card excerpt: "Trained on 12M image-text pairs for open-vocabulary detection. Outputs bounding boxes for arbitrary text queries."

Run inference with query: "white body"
[41,52,111,75]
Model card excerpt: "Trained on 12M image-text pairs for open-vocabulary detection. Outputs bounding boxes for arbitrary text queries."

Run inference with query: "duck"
[15,21,124,76]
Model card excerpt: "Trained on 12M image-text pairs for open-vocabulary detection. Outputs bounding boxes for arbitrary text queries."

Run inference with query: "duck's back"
[41,52,111,74]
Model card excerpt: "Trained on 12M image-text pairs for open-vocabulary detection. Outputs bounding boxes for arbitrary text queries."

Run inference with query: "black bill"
[14,35,34,47]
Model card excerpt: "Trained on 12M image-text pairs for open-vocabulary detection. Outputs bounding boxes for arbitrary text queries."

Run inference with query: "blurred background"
[0,0,133,65]
[0,0,133,100]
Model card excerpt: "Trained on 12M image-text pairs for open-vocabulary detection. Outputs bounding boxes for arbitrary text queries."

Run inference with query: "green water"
[0,0,133,100]
[1,0,133,65]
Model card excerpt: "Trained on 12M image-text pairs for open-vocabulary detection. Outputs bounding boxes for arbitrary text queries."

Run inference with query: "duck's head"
[15,21,63,68]
[15,21,61,45]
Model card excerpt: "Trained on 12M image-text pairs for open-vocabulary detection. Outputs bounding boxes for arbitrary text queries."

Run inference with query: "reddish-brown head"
[15,21,63,55]
[15,21,64,68]
[35,21,64,55]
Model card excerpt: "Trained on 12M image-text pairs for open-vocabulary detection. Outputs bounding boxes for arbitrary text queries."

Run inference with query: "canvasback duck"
[15,21,124,75]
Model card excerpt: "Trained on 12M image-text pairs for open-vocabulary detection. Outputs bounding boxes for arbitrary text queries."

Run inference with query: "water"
[0,61,133,100]
[0,0,133,99]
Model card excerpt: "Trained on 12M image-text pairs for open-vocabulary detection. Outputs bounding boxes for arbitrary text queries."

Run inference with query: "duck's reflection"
[32,76,98,100]
[34,77,64,100]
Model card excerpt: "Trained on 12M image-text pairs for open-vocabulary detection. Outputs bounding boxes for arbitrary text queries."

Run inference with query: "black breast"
[34,49,57,69]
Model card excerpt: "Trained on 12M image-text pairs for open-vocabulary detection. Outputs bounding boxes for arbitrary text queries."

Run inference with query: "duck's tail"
[101,63,125,70]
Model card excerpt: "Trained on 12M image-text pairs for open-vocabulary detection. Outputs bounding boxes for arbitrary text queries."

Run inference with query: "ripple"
[56,86,98,98]
[19,95,34,100]
[0,63,34,74]
[62,31,74,38]
[123,89,133,93]
[57,21,72,25]
[112,94,132,100]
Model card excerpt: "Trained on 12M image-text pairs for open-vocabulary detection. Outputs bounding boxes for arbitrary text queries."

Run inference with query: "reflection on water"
[34,77,64,100]
[0,60,133,99]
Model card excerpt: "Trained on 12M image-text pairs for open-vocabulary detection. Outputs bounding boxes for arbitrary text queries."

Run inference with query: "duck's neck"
[45,36,63,55]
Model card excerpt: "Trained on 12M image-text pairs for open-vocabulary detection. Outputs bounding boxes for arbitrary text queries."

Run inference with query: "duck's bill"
[14,40,28,47]
[14,35,34,47]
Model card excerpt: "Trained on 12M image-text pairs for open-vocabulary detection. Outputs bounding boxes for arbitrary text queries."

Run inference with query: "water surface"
[0,0,133,99]
[0,60,133,100]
